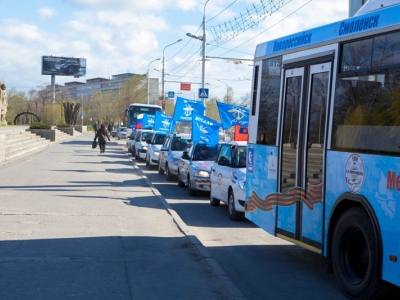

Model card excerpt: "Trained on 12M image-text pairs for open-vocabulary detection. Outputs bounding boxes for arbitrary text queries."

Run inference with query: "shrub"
[29,122,52,129]
[56,123,71,128]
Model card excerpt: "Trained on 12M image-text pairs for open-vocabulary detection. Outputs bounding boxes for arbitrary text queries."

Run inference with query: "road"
[119,140,347,300]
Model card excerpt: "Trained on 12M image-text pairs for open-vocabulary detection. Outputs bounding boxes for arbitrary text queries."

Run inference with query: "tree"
[63,102,81,125]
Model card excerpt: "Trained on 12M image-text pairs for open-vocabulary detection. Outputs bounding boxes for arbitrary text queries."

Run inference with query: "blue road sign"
[167,91,175,99]
[198,88,209,99]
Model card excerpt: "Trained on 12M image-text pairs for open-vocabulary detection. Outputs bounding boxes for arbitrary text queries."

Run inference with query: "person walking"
[93,122,98,136]
[107,123,113,134]
[94,124,110,153]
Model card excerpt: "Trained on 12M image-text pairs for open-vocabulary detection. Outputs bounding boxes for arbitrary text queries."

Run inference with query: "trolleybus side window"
[256,56,282,146]
[332,31,400,156]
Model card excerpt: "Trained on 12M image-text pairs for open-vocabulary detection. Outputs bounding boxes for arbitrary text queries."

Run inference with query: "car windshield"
[141,132,153,141]
[153,134,166,144]
[172,137,191,150]
[193,144,218,161]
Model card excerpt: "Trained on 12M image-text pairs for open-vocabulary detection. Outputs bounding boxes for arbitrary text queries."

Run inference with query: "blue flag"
[142,113,155,129]
[154,111,174,133]
[191,112,221,145]
[173,97,205,122]
[216,101,249,130]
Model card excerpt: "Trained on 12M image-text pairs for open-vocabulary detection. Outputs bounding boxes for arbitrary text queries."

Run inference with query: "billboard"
[41,56,86,76]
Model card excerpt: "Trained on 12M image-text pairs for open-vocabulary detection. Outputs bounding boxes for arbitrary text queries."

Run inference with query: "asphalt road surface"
[121,140,347,300]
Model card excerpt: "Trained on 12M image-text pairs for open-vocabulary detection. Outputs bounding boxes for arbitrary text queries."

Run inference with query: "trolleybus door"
[278,62,331,253]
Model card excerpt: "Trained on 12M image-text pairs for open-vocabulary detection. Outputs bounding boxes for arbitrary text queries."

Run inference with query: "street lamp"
[162,39,183,109]
[147,58,161,104]
[186,0,209,90]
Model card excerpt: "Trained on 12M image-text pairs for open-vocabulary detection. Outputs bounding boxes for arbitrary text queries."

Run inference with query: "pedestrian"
[93,121,98,136]
[94,123,111,153]
[107,123,113,134]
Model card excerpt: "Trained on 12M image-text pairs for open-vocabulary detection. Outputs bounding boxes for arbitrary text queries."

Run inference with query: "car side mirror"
[182,153,190,160]
[218,157,230,166]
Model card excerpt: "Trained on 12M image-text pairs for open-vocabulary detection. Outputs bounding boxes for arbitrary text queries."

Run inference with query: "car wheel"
[177,171,185,187]
[165,164,174,181]
[332,207,388,299]
[187,176,197,196]
[209,186,220,206]
[158,162,164,175]
[228,191,244,221]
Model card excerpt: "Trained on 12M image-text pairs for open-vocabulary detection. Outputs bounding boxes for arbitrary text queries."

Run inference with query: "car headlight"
[142,146,147,150]
[238,179,246,190]
[195,170,210,178]
[153,151,160,156]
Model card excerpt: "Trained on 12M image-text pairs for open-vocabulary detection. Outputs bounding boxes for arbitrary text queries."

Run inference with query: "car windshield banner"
[142,113,155,129]
[173,97,205,122]
[154,111,174,133]
[191,112,221,145]
[216,101,249,129]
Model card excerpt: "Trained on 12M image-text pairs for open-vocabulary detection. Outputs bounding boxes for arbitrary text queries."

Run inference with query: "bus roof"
[129,103,161,108]
[254,2,400,61]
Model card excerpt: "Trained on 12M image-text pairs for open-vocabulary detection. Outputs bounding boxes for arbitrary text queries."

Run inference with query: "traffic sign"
[167,91,175,99]
[198,88,209,99]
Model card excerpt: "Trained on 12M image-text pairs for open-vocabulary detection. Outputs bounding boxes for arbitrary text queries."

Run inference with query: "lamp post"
[162,39,182,109]
[186,0,210,90]
[147,58,160,104]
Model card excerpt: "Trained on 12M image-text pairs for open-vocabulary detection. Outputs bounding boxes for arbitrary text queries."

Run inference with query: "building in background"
[55,72,159,104]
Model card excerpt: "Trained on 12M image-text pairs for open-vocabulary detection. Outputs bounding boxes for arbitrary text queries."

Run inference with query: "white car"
[210,141,247,221]
[133,130,154,161]
[158,133,192,181]
[146,132,167,169]
[177,142,219,196]
[116,127,128,140]
[126,131,136,153]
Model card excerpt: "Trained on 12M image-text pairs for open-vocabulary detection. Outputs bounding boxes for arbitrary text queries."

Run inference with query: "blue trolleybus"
[246,1,400,299]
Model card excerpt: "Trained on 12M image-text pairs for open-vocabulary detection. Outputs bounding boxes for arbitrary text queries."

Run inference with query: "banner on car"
[154,111,175,133]
[173,97,205,122]
[216,101,249,130]
[191,112,221,145]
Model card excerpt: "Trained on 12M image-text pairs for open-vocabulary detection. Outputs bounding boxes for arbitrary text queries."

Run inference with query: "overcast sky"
[0,0,349,101]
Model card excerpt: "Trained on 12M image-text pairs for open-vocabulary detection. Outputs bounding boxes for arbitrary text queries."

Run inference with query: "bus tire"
[332,207,383,300]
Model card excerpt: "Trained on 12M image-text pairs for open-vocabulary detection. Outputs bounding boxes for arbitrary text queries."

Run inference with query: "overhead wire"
[159,0,313,86]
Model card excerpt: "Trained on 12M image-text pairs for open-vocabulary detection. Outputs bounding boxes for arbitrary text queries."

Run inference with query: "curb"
[129,153,246,300]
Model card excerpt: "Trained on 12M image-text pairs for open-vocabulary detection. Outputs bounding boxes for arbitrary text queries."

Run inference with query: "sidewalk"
[0,134,242,300]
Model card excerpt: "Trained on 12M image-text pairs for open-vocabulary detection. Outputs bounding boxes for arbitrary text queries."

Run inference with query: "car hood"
[170,150,183,159]
[191,161,214,172]
[151,144,162,151]
[233,167,247,180]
